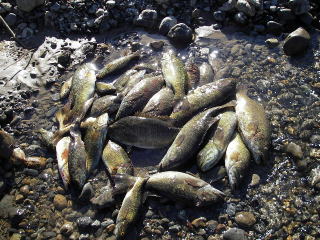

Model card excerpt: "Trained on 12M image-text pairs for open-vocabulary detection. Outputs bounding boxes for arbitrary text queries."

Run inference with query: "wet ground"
[0,27,319,240]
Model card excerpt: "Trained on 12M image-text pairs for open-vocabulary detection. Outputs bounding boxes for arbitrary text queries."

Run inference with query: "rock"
[9,208,26,225]
[21,27,34,38]
[134,9,158,29]
[101,218,114,227]
[169,224,181,233]
[5,13,17,26]
[91,219,101,228]
[159,16,177,35]
[77,216,93,230]
[150,41,164,50]
[223,228,248,240]
[16,0,45,12]
[0,130,15,161]
[249,174,260,186]
[167,23,193,44]
[60,222,74,236]
[278,8,296,22]
[247,0,262,8]
[265,38,279,48]
[10,233,22,240]
[234,12,247,24]
[266,21,283,35]
[192,217,207,228]
[285,142,303,159]
[42,232,57,239]
[53,194,68,210]
[219,0,237,11]
[235,212,256,227]
[310,167,320,187]
[283,27,310,56]
[21,156,47,168]
[79,234,90,240]
[206,220,218,232]
[289,0,310,15]
[79,183,94,202]
[213,11,226,22]
[236,0,256,17]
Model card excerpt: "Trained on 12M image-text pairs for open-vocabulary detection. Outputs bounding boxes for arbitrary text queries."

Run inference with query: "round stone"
[235,212,256,227]
[283,27,310,56]
[223,227,248,240]
[53,194,68,210]
[167,23,193,44]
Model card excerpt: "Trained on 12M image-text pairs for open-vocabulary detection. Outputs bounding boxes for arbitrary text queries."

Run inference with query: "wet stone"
[167,23,193,44]
[77,216,93,230]
[266,21,283,35]
[42,231,57,239]
[150,41,164,50]
[266,38,279,48]
[234,12,247,24]
[79,233,90,240]
[288,0,310,15]
[192,217,207,228]
[9,208,26,225]
[53,194,68,210]
[283,27,310,56]
[206,220,218,233]
[235,212,256,227]
[249,174,260,187]
[135,9,158,29]
[60,222,73,236]
[159,16,177,35]
[169,224,181,233]
[223,227,248,240]
[5,13,17,26]
[23,168,39,176]
[213,11,225,22]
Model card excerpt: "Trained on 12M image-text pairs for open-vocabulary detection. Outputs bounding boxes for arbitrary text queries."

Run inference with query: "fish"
[119,70,148,96]
[197,111,237,172]
[102,140,134,175]
[84,113,109,175]
[141,87,175,117]
[113,69,138,93]
[56,63,96,128]
[115,177,147,240]
[146,171,225,207]
[170,78,236,126]
[37,128,54,149]
[90,94,122,117]
[225,132,250,191]
[68,125,87,191]
[161,50,187,101]
[108,116,179,149]
[60,76,73,99]
[115,75,164,120]
[235,88,270,164]
[158,107,221,171]
[90,174,137,209]
[56,136,71,190]
[199,62,215,86]
[96,52,140,79]
[96,82,116,95]
[185,62,200,91]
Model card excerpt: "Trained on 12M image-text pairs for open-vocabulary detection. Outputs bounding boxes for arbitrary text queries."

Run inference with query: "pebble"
[5,13,17,26]
[101,218,114,227]
[235,212,256,227]
[79,233,90,240]
[249,174,260,187]
[91,219,101,228]
[167,23,193,44]
[283,27,311,56]
[192,217,207,228]
[223,227,248,240]
[60,222,73,236]
[213,11,225,22]
[266,21,283,35]
[236,0,256,17]
[285,142,303,159]
[288,0,310,15]
[53,194,68,210]
[10,233,21,240]
[159,16,177,35]
[77,216,93,230]
[265,38,279,48]
[78,182,94,202]
[150,40,164,50]
[169,224,181,233]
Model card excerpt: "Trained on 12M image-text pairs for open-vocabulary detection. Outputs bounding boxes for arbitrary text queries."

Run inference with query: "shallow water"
[0,27,319,239]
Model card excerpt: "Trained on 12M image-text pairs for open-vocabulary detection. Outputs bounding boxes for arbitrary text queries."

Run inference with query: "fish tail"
[228,166,240,192]
[55,108,67,130]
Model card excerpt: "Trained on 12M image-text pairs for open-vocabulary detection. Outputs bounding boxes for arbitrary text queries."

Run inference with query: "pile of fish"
[39,49,270,239]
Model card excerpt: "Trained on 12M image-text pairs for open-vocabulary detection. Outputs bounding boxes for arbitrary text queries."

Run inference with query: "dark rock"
[60,222,74,236]
[9,208,26,226]
[23,168,39,176]
[150,40,164,50]
[16,0,45,12]
[223,227,248,240]
[278,8,296,22]
[299,12,314,25]
[5,13,17,26]
[167,23,193,44]
[283,27,310,56]
[77,216,93,230]
[159,16,177,35]
[213,11,225,22]
[169,224,181,233]
[236,0,255,17]
[267,21,283,35]
[265,38,279,48]
[234,12,247,24]
[288,0,310,15]
[254,25,265,33]
[134,9,158,29]
[0,130,15,161]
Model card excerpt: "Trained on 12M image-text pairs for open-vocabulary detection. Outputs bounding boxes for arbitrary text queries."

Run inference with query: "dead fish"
[115,177,147,240]
[197,111,237,172]
[141,87,175,117]
[158,107,220,171]
[113,69,137,92]
[102,140,133,175]
[225,132,250,191]
[146,171,225,207]
[119,70,147,96]
[68,124,87,191]
[84,113,109,175]
[185,62,200,91]
[108,116,179,149]
[116,75,164,120]
[90,95,122,117]
[56,63,96,128]
[133,63,158,73]
[91,174,137,208]
[170,78,236,126]
[60,76,72,99]
[96,82,117,95]
[161,50,187,101]
[97,52,140,79]
[56,136,71,190]
[199,62,215,86]
[37,128,54,149]
[235,88,270,164]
